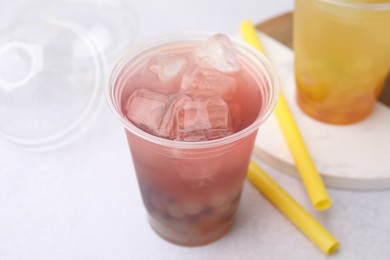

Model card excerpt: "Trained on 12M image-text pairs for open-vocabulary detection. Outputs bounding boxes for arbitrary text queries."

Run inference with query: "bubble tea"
[294,0,390,124]
[107,34,278,246]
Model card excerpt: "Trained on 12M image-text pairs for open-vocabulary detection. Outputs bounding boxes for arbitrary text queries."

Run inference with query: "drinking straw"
[240,20,331,211]
[247,161,339,255]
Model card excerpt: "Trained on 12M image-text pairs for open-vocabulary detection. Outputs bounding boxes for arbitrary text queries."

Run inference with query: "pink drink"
[107,34,278,246]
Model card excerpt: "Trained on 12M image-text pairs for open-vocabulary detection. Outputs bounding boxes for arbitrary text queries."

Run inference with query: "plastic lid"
[0,0,137,150]
[18,0,138,64]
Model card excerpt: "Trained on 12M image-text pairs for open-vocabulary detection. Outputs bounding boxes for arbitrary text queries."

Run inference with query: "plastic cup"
[106,33,279,246]
[294,0,390,124]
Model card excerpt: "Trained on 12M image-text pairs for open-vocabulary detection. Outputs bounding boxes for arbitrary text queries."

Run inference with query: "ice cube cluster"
[125,34,242,141]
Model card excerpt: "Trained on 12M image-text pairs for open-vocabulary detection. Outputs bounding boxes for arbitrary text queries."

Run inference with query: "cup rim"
[106,32,279,149]
[320,0,390,10]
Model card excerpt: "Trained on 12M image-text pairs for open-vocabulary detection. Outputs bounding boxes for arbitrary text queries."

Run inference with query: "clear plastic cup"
[294,0,390,124]
[106,33,279,246]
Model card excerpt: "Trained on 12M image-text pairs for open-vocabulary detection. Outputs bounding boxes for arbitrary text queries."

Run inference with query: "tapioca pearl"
[167,205,186,219]
[200,206,214,218]
[215,201,232,214]
[150,196,165,210]
[150,211,165,224]
[185,215,199,225]
[161,196,176,206]
[170,219,191,233]
[184,201,203,215]
[209,193,228,208]
[151,208,166,219]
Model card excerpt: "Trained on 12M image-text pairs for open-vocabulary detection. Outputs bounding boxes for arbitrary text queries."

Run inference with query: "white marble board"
[253,33,390,190]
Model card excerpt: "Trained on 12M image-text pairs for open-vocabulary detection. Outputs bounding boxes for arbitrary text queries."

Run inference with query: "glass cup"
[106,33,279,246]
[294,0,390,124]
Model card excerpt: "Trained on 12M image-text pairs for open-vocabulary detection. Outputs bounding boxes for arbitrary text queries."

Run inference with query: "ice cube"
[125,89,237,141]
[175,97,233,141]
[193,34,240,74]
[180,63,201,91]
[180,65,237,100]
[125,89,169,136]
[158,94,191,139]
[126,89,195,139]
[149,53,187,81]
[129,66,179,94]
[228,102,242,132]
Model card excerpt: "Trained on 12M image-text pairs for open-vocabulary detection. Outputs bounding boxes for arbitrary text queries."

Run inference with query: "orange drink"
[294,0,390,124]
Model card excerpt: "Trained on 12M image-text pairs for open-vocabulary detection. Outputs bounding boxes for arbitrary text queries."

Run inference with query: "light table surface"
[1,1,389,259]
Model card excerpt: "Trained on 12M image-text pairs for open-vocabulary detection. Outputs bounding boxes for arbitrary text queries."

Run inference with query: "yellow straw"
[240,20,331,211]
[247,161,339,255]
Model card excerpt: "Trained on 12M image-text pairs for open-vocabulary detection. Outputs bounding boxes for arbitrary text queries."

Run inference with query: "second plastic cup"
[106,33,279,246]
[294,0,390,124]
